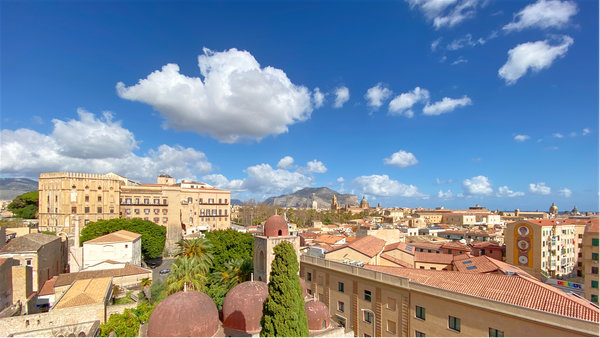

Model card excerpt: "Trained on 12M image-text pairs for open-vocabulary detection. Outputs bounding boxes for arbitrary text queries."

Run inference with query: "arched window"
[322,320,326,329]
[278,229,282,236]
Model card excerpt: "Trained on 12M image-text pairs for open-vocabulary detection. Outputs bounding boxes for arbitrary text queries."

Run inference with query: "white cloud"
[365,83,392,109]
[451,57,468,65]
[498,36,573,85]
[583,128,590,135]
[503,0,578,32]
[497,185,525,197]
[352,174,425,197]
[529,182,552,195]
[446,34,484,51]
[0,112,213,183]
[337,177,345,183]
[333,86,350,108]
[243,164,314,195]
[407,0,479,29]
[388,87,430,117]
[313,88,325,108]
[462,175,493,195]
[116,48,313,143]
[201,174,245,192]
[514,134,530,142]
[277,156,295,169]
[52,108,137,159]
[552,133,564,138]
[423,96,471,116]
[431,38,442,51]
[438,189,454,199]
[436,178,453,185]
[383,150,418,168]
[559,188,572,197]
[305,160,328,174]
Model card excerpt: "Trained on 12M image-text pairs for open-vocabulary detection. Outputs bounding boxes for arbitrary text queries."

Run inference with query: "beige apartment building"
[505,219,586,279]
[38,172,231,242]
[582,220,599,303]
[300,255,599,337]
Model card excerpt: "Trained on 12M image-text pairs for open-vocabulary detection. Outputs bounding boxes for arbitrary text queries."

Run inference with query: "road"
[146,257,175,284]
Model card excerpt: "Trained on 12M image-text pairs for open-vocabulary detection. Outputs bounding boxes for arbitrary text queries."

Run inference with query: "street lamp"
[360,308,376,337]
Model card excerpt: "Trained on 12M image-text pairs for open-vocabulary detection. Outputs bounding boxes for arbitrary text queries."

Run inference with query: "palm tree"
[165,256,208,294]
[212,258,254,291]
[177,237,213,263]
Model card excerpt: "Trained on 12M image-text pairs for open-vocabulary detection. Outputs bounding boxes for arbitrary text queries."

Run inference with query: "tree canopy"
[260,241,308,337]
[7,191,38,219]
[100,301,156,337]
[79,218,166,258]
[204,230,253,273]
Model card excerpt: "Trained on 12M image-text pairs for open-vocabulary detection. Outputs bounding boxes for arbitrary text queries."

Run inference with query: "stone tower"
[331,195,340,210]
[254,215,300,283]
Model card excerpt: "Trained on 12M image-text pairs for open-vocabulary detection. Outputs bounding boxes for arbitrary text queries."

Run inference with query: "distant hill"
[0,178,38,200]
[263,187,358,209]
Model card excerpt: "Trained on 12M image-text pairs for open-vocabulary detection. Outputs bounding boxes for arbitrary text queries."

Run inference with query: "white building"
[82,230,141,269]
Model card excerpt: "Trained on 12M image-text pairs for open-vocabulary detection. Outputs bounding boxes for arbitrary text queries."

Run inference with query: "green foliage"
[176,238,213,272]
[204,230,253,273]
[165,256,208,294]
[260,242,308,337]
[211,258,253,293]
[7,191,38,219]
[140,278,151,288]
[79,218,166,258]
[100,301,156,337]
[205,282,228,310]
[149,280,166,304]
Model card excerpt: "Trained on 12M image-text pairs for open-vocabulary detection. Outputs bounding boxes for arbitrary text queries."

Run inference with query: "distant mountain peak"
[263,187,357,208]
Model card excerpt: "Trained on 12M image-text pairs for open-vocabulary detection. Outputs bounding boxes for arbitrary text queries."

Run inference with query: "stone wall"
[106,302,138,318]
[0,303,105,337]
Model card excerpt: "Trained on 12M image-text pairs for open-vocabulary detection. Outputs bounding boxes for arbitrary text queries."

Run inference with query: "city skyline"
[1,0,598,211]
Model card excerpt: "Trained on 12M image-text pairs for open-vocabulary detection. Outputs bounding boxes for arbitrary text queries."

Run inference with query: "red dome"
[305,299,330,331]
[147,291,219,337]
[263,215,289,237]
[222,281,269,333]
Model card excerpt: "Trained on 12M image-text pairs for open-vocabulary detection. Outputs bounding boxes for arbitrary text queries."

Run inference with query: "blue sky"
[1,0,598,211]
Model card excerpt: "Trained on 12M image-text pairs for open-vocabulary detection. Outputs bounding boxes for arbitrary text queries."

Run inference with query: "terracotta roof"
[383,242,416,255]
[299,233,319,239]
[364,265,599,322]
[584,219,599,233]
[440,242,470,251]
[55,264,151,287]
[54,277,112,309]
[328,235,386,258]
[345,236,356,242]
[312,243,334,252]
[410,241,443,251]
[0,233,60,253]
[84,230,141,244]
[39,276,58,296]
[380,254,413,268]
[414,252,454,265]
[314,234,345,245]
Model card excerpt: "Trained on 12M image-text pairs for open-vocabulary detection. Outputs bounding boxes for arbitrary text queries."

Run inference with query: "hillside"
[263,187,358,209]
[0,178,38,200]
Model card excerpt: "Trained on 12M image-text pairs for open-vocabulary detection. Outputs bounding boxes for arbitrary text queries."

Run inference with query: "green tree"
[176,238,213,272]
[211,258,253,292]
[79,218,166,258]
[260,242,308,337]
[204,230,253,273]
[165,256,208,294]
[100,301,156,337]
[7,191,38,219]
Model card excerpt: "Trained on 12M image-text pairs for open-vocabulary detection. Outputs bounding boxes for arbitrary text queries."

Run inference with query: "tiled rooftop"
[364,265,599,322]
[0,233,59,253]
[84,230,141,244]
[328,235,386,258]
[414,252,454,265]
[54,277,112,309]
[55,263,150,287]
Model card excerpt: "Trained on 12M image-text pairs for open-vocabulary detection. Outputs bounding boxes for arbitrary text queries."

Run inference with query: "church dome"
[147,291,219,337]
[222,281,269,333]
[305,299,330,331]
[549,202,558,214]
[263,215,289,237]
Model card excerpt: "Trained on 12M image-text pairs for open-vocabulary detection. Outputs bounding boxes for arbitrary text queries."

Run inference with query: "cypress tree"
[260,241,308,337]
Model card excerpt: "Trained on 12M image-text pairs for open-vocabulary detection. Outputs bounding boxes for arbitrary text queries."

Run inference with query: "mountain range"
[263,187,358,209]
[0,178,38,200]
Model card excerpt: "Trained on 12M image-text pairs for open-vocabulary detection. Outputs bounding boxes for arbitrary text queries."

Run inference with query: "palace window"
[416,306,425,320]
[448,316,461,332]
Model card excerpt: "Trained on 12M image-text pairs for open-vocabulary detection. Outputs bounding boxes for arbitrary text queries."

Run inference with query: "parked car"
[159,269,170,275]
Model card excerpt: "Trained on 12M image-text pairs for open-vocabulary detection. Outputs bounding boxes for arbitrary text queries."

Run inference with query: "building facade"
[38,172,231,242]
[582,221,599,303]
[82,230,142,269]
[300,255,598,337]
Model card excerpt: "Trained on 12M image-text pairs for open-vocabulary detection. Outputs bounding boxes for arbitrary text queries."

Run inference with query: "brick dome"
[147,291,219,337]
[305,299,330,331]
[222,281,269,333]
[263,215,289,237]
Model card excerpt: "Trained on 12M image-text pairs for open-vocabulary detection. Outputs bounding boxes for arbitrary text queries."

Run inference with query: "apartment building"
[582,220,599,303]
[505,219,586,279]
[38,172,231,238]
[300,255,598,337]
